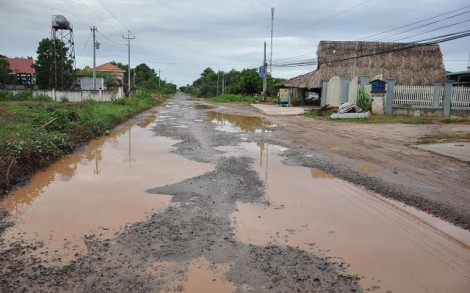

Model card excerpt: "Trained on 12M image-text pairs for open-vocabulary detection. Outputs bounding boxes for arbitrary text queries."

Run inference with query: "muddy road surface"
[1,92,469,292]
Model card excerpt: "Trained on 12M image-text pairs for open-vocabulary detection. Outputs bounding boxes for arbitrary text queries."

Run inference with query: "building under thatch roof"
[278,40,447,89]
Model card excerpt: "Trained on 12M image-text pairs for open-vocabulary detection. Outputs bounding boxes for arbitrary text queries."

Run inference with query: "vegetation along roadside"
[0,91,164,197]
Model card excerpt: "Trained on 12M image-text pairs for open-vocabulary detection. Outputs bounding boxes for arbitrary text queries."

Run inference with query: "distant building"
[447,69,470,86]
[4,57,35,85]
[77,76,106,90]
[84,63,126,85]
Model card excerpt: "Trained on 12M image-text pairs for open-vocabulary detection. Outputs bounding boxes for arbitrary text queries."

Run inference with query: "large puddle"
[206,111,275,133]
[220,142,470,293]
[0,111,214,263]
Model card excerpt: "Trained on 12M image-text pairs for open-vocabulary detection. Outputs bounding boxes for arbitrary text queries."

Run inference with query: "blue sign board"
[259,66,266,78]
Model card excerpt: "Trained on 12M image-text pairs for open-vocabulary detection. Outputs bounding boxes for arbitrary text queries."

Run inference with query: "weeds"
[208,94,260,103]
[338,272,361,282]
[356,88,372,112]
[0,93,161,194]
[417,132,470,144]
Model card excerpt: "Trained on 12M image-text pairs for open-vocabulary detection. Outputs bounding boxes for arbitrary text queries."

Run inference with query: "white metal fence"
[393,85,470,108]
[452,87,470,107]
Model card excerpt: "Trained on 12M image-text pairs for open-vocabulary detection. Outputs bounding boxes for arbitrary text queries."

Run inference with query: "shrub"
[356,88,372,112]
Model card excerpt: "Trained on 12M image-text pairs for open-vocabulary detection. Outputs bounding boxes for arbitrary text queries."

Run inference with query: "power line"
[96,30,126,47]
[270,30,470,68]
[278,0,374,37]
[373,10,470,41]
[80,31,92,54]
[96,0,130,32]
[357,5,470,41]
[390,19,470,42]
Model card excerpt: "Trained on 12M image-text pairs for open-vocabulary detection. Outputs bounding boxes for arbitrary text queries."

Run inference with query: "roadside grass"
[0,91,163,194]
[208,94,261,103]
[417,132,470,144]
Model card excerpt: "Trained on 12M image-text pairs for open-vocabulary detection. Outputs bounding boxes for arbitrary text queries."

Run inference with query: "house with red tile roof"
[84,63,126,83]
[7,57,35,85]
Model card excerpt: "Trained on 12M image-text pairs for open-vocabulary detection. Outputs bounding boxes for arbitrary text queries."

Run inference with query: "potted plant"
[291,97,302,106]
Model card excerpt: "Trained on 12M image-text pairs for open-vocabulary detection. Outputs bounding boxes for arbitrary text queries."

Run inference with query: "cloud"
[1,0,469,86]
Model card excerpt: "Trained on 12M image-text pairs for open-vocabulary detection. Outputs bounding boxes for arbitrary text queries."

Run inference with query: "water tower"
[50,15,76,89]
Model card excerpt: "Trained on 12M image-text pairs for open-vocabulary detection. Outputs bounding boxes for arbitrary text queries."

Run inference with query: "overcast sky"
[1,0,469,87]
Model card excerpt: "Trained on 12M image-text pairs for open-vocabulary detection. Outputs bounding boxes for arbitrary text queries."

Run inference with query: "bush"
[356,88,372,112]
[208,94,259,103]
[0,92,161,194]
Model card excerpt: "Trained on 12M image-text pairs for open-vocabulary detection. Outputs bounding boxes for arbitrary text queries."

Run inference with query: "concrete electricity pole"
[263,41,268,101]
[122,30,135,95]
[217,72,220,96]
[91,26,97,90]
[158,69,162,87]
[270,7,274,73]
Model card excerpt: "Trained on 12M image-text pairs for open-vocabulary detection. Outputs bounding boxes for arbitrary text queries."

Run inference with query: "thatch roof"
[278,40,446,89]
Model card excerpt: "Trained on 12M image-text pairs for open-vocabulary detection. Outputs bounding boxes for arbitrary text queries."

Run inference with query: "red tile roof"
[95,63,126,72]
[7,58,35,74]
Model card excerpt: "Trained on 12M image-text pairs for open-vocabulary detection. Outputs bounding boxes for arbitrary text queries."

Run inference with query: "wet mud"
[0,94,360,292]
[1,93,468,292]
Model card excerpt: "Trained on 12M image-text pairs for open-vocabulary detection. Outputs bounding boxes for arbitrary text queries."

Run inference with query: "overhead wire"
[80,31,92,54]
[278,0,374,38]
[270,30,470,68]
[95,0,130,32]
[272,5,470,69]
[390,19,470,42]
[372,9,470,41]
[357,5,470,41]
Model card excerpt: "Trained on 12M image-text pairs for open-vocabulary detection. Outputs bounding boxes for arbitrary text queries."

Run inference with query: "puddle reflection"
[206,111,274,133]
[226,142,470,293]
[0,112,214,262]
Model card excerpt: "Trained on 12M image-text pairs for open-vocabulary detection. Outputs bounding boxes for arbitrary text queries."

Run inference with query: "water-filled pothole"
[218,141,470,293]
[194,104,214,110]
[206,111,274,133]
[0,113,214,263]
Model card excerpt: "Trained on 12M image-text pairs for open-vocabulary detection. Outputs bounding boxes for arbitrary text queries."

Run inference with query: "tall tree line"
[179,67,285,98]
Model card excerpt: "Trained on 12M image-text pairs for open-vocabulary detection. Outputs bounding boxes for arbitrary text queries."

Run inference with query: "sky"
[1,0,469,87]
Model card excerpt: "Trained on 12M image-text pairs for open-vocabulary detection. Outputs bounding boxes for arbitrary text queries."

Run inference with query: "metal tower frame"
[50,15,76,90]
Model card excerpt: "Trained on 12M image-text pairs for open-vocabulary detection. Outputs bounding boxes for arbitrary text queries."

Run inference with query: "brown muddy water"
[206,111,274,133]
[215,142,470,293]
[0,111,214,263]
[2,108,470,292]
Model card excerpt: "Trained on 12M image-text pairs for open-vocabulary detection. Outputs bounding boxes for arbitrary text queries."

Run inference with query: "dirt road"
[220,102,470,230]
[1,92,469,292]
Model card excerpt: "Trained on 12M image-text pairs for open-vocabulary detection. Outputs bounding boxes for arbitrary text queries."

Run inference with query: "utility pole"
[158,69,162,87]
[222,74,225,94]
[122,30,135,95]
[263,41,268,101]
[91,26,97,90]
[217,72,220,96]
[270,7,274,73]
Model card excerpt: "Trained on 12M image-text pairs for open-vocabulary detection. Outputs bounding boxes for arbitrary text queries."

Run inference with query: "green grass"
[208,94,261,103]
[417,133,470,144]
[0,92,162,193]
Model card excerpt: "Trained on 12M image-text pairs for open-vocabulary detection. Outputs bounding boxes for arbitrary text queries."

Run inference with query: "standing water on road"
[0,110,214,263]
[218,142,470,293]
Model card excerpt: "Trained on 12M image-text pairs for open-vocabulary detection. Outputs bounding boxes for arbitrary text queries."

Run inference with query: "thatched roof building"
[279,40,446,89]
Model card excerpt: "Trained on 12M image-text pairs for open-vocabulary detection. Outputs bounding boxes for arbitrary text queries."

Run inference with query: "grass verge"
[0,91,163,196]
[417,133,470,144]
[208,94,261,103]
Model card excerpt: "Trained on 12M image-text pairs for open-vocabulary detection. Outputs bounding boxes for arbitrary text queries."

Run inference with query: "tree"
[34,38,74,89]
[0,58,15,85]
[134,63,163,91]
